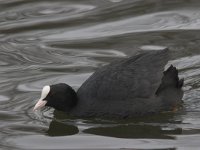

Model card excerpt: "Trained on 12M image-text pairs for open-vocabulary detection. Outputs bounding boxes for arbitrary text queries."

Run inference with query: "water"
[0,0,200,149]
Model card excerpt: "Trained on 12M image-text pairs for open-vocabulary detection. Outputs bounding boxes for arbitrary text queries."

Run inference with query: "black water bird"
[33,49,184,118]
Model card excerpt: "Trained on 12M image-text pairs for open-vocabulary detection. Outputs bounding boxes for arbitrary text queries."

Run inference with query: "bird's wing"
[78,49,170,102]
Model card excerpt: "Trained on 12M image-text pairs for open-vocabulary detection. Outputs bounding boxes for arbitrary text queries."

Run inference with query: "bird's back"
[72,49,183,118]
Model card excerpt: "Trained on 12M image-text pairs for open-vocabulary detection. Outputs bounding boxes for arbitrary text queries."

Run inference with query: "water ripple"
[0,2,96,33]
[1,0,200,149]
[42,10,200,41]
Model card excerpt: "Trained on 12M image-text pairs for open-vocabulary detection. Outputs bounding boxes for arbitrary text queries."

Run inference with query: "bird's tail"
[155,65,184,95]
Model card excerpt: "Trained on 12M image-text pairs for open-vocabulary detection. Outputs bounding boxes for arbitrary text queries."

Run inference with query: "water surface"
[1,0,200,149]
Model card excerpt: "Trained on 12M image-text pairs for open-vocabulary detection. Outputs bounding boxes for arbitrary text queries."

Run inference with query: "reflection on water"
[84,124,181,139]
[1,0,200,149]
[47,120,79,137]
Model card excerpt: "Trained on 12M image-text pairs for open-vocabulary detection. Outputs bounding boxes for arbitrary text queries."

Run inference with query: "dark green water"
[0,0,200,149]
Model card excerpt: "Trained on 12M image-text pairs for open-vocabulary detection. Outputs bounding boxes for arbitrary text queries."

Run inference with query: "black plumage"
[35,49,184,118]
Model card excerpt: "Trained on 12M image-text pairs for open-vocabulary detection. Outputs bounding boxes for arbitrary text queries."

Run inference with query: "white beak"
[33,85,50,111]
[33,99,47,111]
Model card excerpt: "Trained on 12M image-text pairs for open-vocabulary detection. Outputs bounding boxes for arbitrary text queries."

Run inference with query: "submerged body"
[34,49,184,118]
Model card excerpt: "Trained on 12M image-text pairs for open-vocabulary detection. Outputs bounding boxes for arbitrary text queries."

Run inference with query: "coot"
[33,49,184,118]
